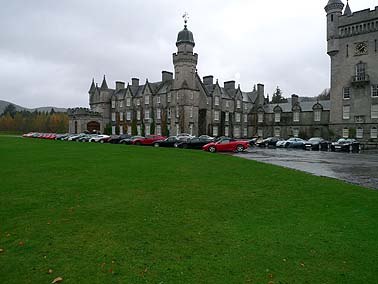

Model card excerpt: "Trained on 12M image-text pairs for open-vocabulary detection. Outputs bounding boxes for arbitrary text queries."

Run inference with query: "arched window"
[343,128,349,138]
[356,127,364,139]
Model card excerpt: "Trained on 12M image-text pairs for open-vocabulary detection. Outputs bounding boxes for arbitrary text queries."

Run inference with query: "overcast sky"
[0,0,377,108]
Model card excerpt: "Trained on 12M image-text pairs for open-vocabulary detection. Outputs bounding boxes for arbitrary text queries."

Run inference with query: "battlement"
[67,108,101,117]
[338,7,378,38]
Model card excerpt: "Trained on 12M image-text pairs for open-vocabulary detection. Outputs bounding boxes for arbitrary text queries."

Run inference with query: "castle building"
[68,1,378,146]
[325,0,378,140]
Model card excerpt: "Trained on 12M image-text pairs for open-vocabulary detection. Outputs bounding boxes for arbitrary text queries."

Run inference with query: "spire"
[344,0,352,16]
[88,78,96,94]
[100,75,108,89]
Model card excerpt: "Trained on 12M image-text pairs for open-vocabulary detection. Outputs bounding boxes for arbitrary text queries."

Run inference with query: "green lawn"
[0,136,378,284]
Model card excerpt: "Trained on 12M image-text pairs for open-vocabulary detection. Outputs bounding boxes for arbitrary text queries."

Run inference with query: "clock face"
[355,42,368,55]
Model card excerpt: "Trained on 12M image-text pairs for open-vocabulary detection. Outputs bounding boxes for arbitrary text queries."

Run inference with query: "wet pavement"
[234,148,378,189]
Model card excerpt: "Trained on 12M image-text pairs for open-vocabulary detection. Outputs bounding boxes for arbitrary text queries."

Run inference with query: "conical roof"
[344,0,352,15]
[88,79,96,94]
[100,75,108,89]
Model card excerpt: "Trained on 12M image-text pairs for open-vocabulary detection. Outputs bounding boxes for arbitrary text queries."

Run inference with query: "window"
[176,108,179,118]
[119,125,123,135]
[293,111,300,122]
[355,62,366,80]
[119,101,124,108]
[213,126,218,137]
[293,128,299,138]
[244,114,248,123]
[234,127,240,138]
[156,125,161,136]
[237,100,241,109]
[157,95,161,104]
[126,97,131,107]
[190,124,193,136]
[157,109,161,120]
[225,126,229,137]
[127,126,132,135]
[112,112,116,122]
[226,101,230,108]
[137,99,140,106]
[343,105,350,120]
[372,85,378,97]
[371,127,378,139]
[176,124,180,135]
[145,125,150,136]
[275,112,281,123]
[145,110,150,120]
[274,127,281,137]
[168,94,171,103]
[372,105,378,119]
[343,127,349,138]
[258,113,263,123]
[214,111,219,121]
[243,127,248,137]
[215,96,220,106]
[244,104,248,111]
[127,111,131,121]
[225,112,229,122]
[137,110,141,120]
[343,87,351,99]
[145,96,149,105]
[190,106,193,118]
[257,128,263,138]
[235,113,241,123]
[112,126,116,135]
[356,127,364,139]
[111,100,115,108]
[314,109,321,122]
[137,125,141,135]
[119,112,124,121]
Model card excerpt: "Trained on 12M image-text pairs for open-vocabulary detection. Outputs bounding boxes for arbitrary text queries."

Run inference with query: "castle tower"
[325,0,344,56]
[172,15,198,90]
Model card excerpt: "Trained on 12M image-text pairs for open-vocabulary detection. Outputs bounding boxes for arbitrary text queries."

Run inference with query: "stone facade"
[325,0,378,142]
[68,2,377,145]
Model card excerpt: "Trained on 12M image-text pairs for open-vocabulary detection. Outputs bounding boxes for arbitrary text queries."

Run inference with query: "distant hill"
[0,100,67,114]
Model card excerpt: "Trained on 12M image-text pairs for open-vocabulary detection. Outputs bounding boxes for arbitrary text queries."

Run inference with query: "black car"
[331,139,360,153]
[120,136,143,145]
[176,137,214,149]
[108,134,132,144]
[256,137,284,147]
[153,136,180,147]
[304,137,331,151]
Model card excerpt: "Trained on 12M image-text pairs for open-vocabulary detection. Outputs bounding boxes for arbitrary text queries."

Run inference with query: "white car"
[276,139,287,148]
[176,133,194,141]
[89,135,110,143]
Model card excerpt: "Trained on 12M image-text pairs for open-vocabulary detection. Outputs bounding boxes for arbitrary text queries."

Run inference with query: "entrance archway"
[87,121,100,133]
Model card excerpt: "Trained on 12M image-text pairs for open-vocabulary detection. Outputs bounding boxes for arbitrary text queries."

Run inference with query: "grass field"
[0,136,378,284]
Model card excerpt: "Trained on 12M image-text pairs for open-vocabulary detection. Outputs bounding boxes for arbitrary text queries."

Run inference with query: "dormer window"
[126,97,131,107]
[214,96,220,106]
[226,101,230,108]
[293,111,300,122]
[137,99,140,106]
[237,100,241,109]
[274,112,281,123]
[111,100,115,109]
[119,101,124,108]
[258,113,264,123]
[157,95,161,104]
[145,96,150,105]
[314,109,321,122]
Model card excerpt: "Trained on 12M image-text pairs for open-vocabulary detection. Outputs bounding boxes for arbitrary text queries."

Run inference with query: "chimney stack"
[132,78,139,87]
[203,75,214,86]
[162,71,173,82]
[224,81,236,90]
[291,94,299,106]
[115,81,125,91]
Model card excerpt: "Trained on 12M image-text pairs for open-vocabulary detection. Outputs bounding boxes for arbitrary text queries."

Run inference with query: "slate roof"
[264,98,330,113]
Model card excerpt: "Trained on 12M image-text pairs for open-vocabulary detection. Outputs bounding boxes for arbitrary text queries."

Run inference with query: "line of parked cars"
[252,136,361,153]
[22,132,251,153]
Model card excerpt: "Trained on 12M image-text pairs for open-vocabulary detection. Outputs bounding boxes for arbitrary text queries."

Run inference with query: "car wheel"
[154,143,159,147]
[236,145,245,152]
[174,143,179,148]
[100,140,104,144]
[208,146,216,153]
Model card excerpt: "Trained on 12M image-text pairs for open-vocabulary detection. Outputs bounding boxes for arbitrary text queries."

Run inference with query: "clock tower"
[325,0,378,142]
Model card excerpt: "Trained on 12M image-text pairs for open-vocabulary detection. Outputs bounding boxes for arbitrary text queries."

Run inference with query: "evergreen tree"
[271,86,288,104]
[3,104,16,118]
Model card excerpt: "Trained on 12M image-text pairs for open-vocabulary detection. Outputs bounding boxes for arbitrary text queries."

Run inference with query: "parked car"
[153,136,180,147]
[133,135,166,146]
[22,132,35,138]
[198,135,215,141]
[120,136,143,145]
[202,138,250,153]
[89,135,111,143]
[177,137,214,149]
[331,139,360,153]
[78,134,97,142]
[108,134,132,144]
[304,137,331,151]
[256,137,284,147]
[55,134,69,140]
[68,133,86,141]
[176,133,194,141]
[283,138,306,148]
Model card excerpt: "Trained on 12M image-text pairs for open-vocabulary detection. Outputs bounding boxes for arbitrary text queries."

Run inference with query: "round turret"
[176,25,195,47]
[325,0,344,13]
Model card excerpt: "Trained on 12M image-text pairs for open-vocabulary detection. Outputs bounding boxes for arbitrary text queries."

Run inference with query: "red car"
[133,135,167,146]
[202,138,249,153]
